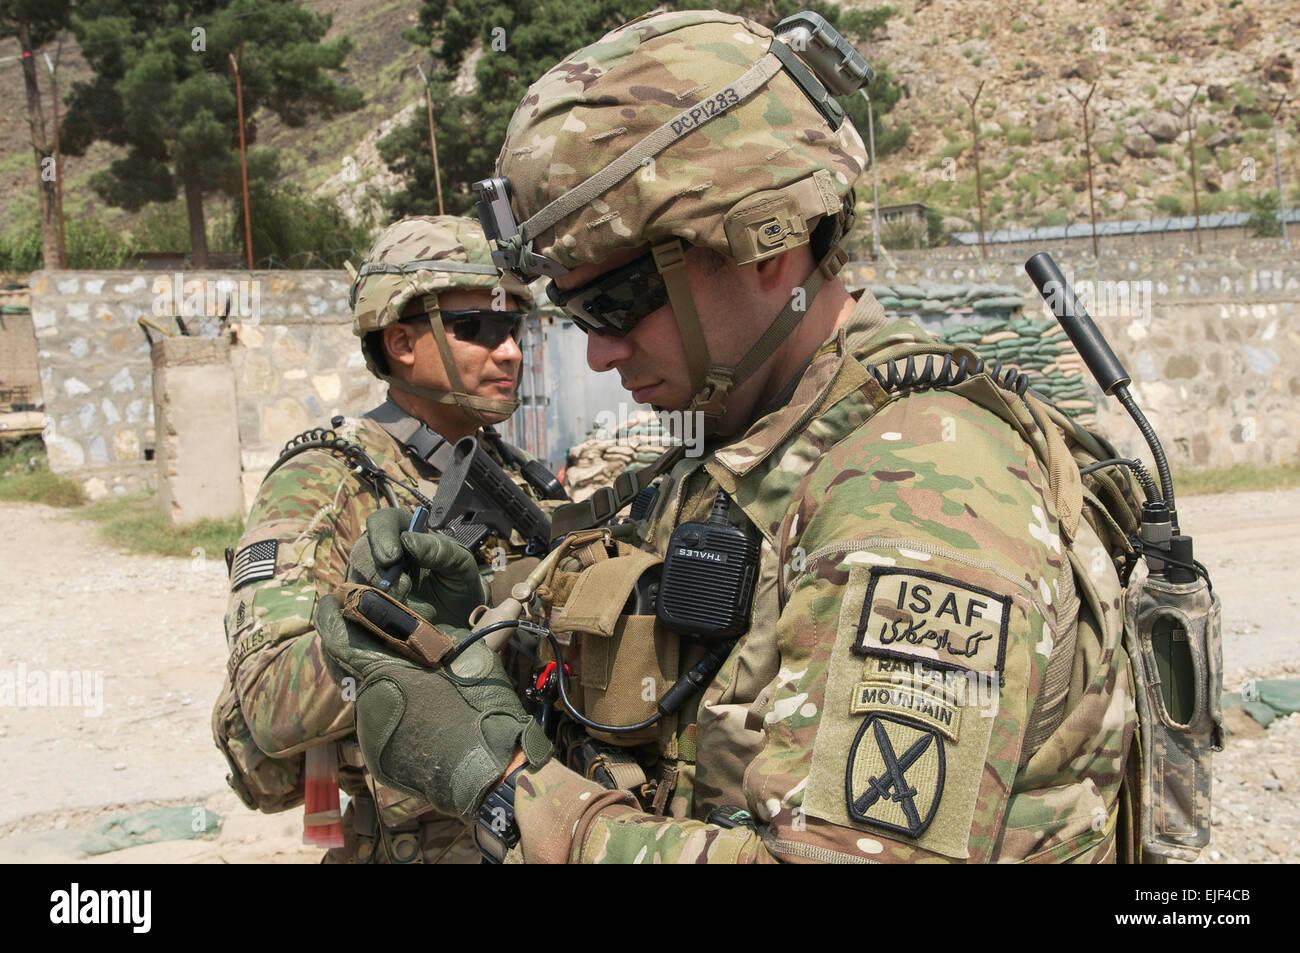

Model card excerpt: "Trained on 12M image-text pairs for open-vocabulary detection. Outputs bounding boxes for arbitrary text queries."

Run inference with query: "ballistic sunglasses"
[545,250,668,336]
[403,310,525,349]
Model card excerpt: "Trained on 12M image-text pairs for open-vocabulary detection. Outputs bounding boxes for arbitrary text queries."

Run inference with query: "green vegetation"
[236,181,371,269]
[62,0,362,266]
[0,438,84,507]
[380,0,907,217]
[1154,195,1186,216]
[1007,125,1033,146]
[0,216,137,271]
[1011,20,1026,33]
[0,438,242,556]
[1241,112,1272,130]
[82,495,243,558]
[1175,461,1300,496]
[941,139,972,159]
[1246,192,1283,238]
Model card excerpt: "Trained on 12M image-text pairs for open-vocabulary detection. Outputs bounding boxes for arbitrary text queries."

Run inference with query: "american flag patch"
[231,540,279,589]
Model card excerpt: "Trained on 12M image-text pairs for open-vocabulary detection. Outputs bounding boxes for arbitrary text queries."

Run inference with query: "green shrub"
[237,182,371,269]
[132,200,194,252]
[941,139,971,159]
[1007,125,1033,146]
[1154,194,1186,216]
[0,220,43,273]
[0,438,84,507]
[1245,192,1283,237]
[0,216,135,270]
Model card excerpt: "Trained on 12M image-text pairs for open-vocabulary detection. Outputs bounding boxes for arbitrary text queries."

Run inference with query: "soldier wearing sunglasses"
[216,216,558,865]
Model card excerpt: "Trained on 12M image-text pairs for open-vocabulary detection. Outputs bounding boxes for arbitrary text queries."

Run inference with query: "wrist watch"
[473,763,527,864]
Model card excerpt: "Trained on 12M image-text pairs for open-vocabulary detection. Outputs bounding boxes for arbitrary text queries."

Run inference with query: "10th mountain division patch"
[845,712,946,838]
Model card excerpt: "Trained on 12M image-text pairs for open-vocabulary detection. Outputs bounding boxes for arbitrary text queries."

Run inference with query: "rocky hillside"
[1,0,1296,252]
[860,0,1298,235]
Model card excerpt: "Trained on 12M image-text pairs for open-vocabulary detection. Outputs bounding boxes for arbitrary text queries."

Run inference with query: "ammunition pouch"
[1124,565,1223,862]
[211,676,304,814]
[542,532,679,747]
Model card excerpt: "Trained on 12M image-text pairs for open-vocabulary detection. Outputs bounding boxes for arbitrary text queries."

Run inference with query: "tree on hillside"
[0,0,73,270]
[380,0,908,219]
[60,0,362,267]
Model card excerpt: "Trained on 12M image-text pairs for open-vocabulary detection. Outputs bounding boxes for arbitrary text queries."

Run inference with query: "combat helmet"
[474,9,873,429]
[349,214,534,422]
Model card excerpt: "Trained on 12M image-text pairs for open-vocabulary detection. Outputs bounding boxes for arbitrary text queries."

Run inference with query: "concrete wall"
[151,337,244,522]
[845,247,1300,469]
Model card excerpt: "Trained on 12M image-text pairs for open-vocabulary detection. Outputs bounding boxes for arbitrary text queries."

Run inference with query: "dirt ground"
[0,488,1296,864]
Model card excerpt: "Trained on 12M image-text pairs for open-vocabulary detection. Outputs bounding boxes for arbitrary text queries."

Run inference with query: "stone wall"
[27,249,1300,508]
[29,270,384,505]
[845,248,1300,469]
[29,272,159,499]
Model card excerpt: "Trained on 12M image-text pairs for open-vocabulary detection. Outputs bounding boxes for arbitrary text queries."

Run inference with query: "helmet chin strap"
[365,314,521,427]
[650,232,849,436]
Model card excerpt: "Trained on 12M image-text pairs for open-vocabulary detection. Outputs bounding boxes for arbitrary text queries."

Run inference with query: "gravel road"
[0,488,1295,863]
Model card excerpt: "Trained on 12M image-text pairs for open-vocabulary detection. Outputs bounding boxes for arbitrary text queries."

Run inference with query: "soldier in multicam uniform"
[318,10,1139,863]
[216,215,551,863]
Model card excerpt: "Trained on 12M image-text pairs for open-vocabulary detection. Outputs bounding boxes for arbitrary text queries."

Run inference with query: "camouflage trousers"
[322,792,480,865]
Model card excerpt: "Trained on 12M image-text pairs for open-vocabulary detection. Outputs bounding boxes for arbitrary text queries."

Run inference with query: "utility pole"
[43,45,67,269]
[416,65,445,216]
[229,52,254,270]
[1179,83,1203,254]
[859,89,881,258]
[1271,92,1291,245]
[959,81,987,258]
[1068,82,1100,257]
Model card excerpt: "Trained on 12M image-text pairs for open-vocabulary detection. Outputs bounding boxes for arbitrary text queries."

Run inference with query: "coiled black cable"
[866,353,1031,398]
[1079,457,1161,504]
[266,427,434,510]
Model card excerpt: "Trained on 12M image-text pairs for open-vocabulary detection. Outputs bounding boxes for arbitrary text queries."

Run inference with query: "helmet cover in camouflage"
[350,214,533,338]
[351,214,533,421]
[495,9,869,274]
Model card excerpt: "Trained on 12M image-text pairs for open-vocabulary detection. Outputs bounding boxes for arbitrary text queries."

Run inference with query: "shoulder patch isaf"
[230,540,279,590]
[852,567,1010,675]
[845,713,945,838]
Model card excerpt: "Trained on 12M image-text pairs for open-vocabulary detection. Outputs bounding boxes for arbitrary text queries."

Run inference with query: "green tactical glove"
[347,507,490,632]
[316,593,551,821]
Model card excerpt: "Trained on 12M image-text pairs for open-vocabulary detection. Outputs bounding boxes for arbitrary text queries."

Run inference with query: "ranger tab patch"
[846,713,945,838]
[231,540,279,589]
[852,568,1010,675]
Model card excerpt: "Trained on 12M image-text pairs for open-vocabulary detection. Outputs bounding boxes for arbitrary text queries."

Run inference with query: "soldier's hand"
[347,507,489,629]
[316,594,547,821]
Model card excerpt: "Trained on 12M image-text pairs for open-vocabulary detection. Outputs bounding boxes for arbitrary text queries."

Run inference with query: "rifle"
[423,434,554,559]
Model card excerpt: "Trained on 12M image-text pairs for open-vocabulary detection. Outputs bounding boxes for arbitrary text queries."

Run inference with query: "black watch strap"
[473,764,527,864]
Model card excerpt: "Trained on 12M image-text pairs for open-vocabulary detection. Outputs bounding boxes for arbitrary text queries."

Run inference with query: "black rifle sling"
[365,399,458,474]
[548,445,686,540]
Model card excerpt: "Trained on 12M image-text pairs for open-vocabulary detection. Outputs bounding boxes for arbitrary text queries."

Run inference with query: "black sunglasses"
[403,310,525,349]
[545,250,668,336]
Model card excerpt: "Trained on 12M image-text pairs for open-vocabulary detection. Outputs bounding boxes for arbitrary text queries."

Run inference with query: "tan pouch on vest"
[552,546,678,746]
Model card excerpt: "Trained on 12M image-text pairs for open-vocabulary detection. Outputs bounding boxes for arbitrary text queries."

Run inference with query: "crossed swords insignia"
[852,717,936,836]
